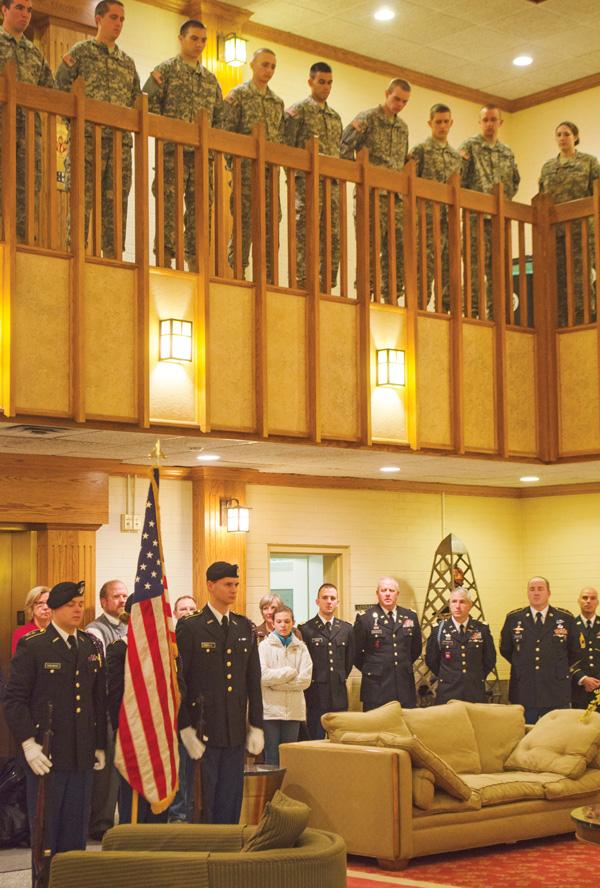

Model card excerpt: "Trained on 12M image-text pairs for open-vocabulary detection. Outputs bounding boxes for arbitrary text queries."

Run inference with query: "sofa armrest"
[103,824,246,853]
[50,851,210,888]
[279,740,414,861]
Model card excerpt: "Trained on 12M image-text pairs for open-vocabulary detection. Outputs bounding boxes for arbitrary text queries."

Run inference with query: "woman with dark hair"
[11,586,50,654]
[539,121,600,326]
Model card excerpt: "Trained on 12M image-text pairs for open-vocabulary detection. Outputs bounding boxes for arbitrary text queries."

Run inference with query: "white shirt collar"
[52,621,78,647]
[581,614,597,625]
[318,615,334,626]
[452,617,469,631]
[207,602,229,625]
[530,605,549,621]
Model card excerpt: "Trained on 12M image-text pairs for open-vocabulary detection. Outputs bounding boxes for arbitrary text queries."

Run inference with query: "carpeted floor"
[348,835,600,888]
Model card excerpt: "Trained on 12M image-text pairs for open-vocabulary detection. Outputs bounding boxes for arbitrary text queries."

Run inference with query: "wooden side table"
[240,764,286,824]
[571,805,600,846]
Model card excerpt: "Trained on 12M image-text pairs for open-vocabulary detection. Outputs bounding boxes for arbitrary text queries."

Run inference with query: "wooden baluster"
[46,112,58,251]
[432,202,442,313]
[287,170,297,288]
[323,177,332,295]
[339,180,348,298]
[505,218,514,326]
[113,128,123,260]
[565,222,574,327]
[213,152,227,277]
[155,140,165,267]
[269,163,279,287]
[92,125,102,257]
[233,156,243,280]
[518,221,528,327]
[372,189,381,302]
[463,209,472,319]
[387,190,396,306]
[174,143,184,270]
[582,218,590,325]
[477,213,486,320]
[417,198,427,310]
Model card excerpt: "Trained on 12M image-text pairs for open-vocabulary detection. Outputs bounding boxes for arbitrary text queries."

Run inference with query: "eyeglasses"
[34,601,49,609]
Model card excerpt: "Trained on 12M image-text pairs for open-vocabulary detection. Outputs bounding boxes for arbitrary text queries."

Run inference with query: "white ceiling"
[2,422,600,490]
[238,0,600,101]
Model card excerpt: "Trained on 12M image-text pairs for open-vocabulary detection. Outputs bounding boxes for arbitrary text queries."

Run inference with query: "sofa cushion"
[505,710,600,779]
[337,730,472,801]
[401,704,481,774]
[544,768,600,800]
[448,700,525,772]
[462,771,561,806]
[242,790,310,852]
[322,702,410,742]
[412,768,435,810]
[413,790,481,815]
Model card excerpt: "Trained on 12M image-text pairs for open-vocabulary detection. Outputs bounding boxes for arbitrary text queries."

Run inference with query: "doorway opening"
[268,545,349,625]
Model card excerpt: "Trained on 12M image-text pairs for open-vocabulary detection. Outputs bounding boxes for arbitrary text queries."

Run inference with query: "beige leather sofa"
[280,701,600,868]
[48,824,347,888]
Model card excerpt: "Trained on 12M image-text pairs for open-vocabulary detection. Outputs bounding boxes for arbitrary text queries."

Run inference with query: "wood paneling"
[506,330,537,456]
[320,301,360,441]
[558,329,600,456]
[266,290,308,436]
[462,323,496,453]
[192,468,247,611]
[37,528,97,623]
[0,457,108,525]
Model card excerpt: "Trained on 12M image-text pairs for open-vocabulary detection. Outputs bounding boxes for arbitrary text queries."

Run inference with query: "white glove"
[22,738,52,776]
[246,725,264,756]
[94,750,106,771]
[181,725,206,760]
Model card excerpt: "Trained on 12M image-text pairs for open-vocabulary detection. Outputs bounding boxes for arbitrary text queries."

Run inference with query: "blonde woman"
[11,586,50,654]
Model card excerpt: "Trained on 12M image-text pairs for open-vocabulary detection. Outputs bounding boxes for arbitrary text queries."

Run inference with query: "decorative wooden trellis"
[414,532,501,706]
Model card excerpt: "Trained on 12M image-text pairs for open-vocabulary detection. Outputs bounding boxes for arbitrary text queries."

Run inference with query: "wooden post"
[447,172,464,454]
[355,147,372,447]
[306,137,321,444]
[403,160,419,452]
[251,122,268,438]
[134,92,150,428]
[195,109,210,433]
[70,77,86,423]
[37,527,97,625]
[491,182,508,457]
[1,63,17,418]
[532,192,558,462]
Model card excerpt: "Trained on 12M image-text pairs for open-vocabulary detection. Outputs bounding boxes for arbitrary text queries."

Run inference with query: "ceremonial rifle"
[33,701,54,888]
[191,694,205,824]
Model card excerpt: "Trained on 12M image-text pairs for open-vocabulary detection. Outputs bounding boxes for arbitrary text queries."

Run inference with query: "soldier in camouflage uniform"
[341,79,410,304]
[539,121,600,327]
[408,103,461,312]
[223,47,285,283]
[284,62,343,292]
[459,105,520,319]
[0,0,54,242]
[144,19,224,272]
[56,0,141,259]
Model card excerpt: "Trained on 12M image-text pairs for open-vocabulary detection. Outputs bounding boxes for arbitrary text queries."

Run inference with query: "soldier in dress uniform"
[284,61,343,292]
[176,561,264,823]
[353,576,421,711]
[144,19,224,272]
[425,586,496,704]
[340,78,411,304]
[571,586,600,709]
[56,0,141,258]
[500,575,579,724]
[459,105,520,319]
[0,0,55,242]
[223,47,285,283]
[4,580,106,880]
[299,583,354,739]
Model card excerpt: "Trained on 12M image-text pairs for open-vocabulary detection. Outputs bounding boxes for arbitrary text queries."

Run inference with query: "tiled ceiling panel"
[233,0,600,101]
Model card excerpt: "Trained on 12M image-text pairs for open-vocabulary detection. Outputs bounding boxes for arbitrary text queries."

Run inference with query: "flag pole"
[131,790,139,825]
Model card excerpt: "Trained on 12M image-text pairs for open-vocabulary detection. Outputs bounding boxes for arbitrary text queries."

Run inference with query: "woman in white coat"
[259,605,313,765]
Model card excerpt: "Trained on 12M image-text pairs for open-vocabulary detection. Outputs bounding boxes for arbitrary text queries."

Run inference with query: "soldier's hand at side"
[22,738,52,776]
[246,725,264,756]
[582,676,600,692]
[181,726,206,760]
[94,750,106,771]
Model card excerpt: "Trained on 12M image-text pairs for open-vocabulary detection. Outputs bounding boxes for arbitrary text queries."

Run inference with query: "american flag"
[114,468,180,813]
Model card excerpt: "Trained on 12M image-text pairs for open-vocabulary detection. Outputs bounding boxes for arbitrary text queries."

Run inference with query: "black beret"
[47,580,85,609]
[206,561,239,582]
[124,594,134,614]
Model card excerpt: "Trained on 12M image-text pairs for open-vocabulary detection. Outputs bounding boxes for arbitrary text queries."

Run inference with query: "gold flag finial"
[150,439,165,467]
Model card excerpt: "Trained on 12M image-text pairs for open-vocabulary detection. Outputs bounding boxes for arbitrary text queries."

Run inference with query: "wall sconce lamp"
[159,318,193,362]
[218,33,248,67]
[220,497,250,532]
[376,348,405,386]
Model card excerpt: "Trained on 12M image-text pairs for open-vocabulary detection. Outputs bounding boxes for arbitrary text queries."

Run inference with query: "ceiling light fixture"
[374,7,395,22]
[196,454,221,461]
[513,55,533,67]
[519,475,540,482]
[380,466,401,473]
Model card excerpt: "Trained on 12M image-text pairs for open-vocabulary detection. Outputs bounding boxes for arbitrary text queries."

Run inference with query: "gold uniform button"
[227,649,232,654]
[226,661,232,667]
[330,667,334,671]
[462,669,467,674]
[227,673,232,679]
[535,666,540,671]
[75,682,80,688]
[75,695,81,701]
[75,707,81,713]
[227,686,233,692]
[75,670,80,676]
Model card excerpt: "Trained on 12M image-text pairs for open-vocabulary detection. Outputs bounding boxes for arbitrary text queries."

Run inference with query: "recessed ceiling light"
[374,6,395,22]
[380,465,401,473]
[519,475,540,483]
[513,55,533,67]
[197,453,221,461]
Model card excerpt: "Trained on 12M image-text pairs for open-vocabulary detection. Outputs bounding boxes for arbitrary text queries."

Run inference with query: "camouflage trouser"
[66,130,132,257]
[555,221,596,327]
[227,160,281,283]
[417,204,450,312]
[465,215,493,320]
[355,189,404,302]
[0,113,42,243]
[294,174,340,291]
